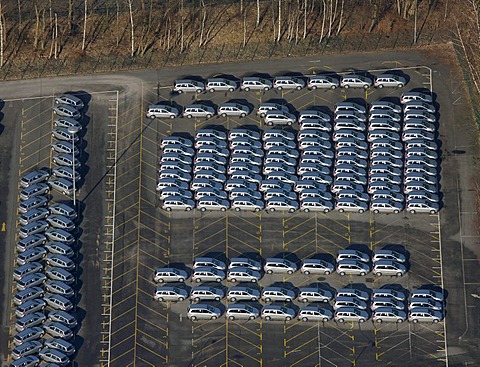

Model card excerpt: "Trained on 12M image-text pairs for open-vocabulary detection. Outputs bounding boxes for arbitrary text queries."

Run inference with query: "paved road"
[0,48,478,366]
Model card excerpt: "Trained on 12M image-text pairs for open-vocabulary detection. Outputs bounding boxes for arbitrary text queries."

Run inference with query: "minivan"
[48,203,77,220]
[48,178,75,196]
[55,94,84,109]
[308,75,339,89]
[261,305,296,321]
[13,262,43,281]
[153,268,188,283]
[340,75,372,89]
[298,110,331,123]
[15,299,46,318]
[369,101,402,113]
[206,78,238,92]
[408,297,443,311]
[15,313,46,332]
[224,179,257,192]
[227,287,261,302]
[52,166,81,182]
[263,111,296,126]
[17,272,47,291]
[335,102,367,114]
[264,258,297,274]
[372,289,406,302]
[372,307,407,323]
[334,307,369,323]
[228,257,262,271]
[333,296,368,310]
[227,267,262,283]
[218,103,249,117]
[368,118,401,132]
[182,103,215,119]
[14,287,44,306]
[400,92,433,104]
[240,77,273,91]
[187,304,222,321]
[256,102,289,117]
[190,179,223,192]
[13,327,45,346]
[18,196,48,214]
[17,234,47,252]
[190,286,224,302]
[19,221,49,239]
[298,287,333,303]
[300,259,335,275]
[336,260,371,276]
[369,110,401,122]
[374,74,406,88]
[19,208,50,226]
[173,79,205,93]
[192,267,226,283]
[273,76,305,90]
[20,170,50,188]
[262,287,296,302]
[53,104,81,119]
[193,257,226,271]
[298,306,333,322]
[408,307,443,323]
[17,247,47,266]
[225,304,260,320]
[370,297,405,311]
[146,104,179,119]
[43,321,73,339]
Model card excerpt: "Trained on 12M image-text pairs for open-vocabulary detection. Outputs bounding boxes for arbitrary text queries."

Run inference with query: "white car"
[340,75,373,89]
[231,198,264,212]
[335,198,368,213]
[197,197,230,212]
[265,198,298,212]
[273,76,305,90]
[161,196,195,211]
[264,111,297,126]
[300,198,333,213]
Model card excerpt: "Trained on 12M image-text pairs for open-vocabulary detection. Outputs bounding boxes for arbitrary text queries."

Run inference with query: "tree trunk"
[256,0,260,26]
[127,0,135,56]
[327,0,333,37]
[82,0,87,51]
[199,0,207,47]
[68,0,73,32]
[303,0,307,39]
[180,0,184,52]
[116,0,119,46]
[17,0,21,25]
[243,9,247,47]
[277,0,282,42]
[320,0,326,42]
[336,0,344,35]
[34,2,39,48]
[0,0,3,68]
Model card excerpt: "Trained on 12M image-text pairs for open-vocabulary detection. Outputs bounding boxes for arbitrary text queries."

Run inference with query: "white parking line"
[436,212,449,365]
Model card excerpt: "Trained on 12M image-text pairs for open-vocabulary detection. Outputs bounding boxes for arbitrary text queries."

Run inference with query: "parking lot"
[107,67,449,367]
[3,51,478,367]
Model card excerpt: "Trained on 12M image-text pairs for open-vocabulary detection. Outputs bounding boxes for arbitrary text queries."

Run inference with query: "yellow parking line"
[140,209,170,228]
[227,233,261,254]
[193,341,226,365]
[136,354,158,367]
[112,279,137,296]
[283,216,315,235]
[228,344,261,364]
[109,346,134,363]
[285,322,317,341]
[228,222,261,241]
[194,215,226,230]
[228,330,262,350]
[316,222,350,242]
[111,306,136,323]
[139,248,168,264]
[290,348,320,366]
[110,320,135,337]
[137,300,168,321]
[137,315,168,334]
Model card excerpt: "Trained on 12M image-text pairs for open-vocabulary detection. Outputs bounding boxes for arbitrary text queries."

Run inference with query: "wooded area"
[0,0,473,82]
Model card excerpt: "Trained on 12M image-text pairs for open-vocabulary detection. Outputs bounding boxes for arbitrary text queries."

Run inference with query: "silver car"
[146,104,179,119]
[240,77,273,91]
[53,117,82,131]
[51,141,79,156]
[16,273,47,292]
[173,79,205,93]
[308,75,339,89]
[182,103,215,118]
[52,153,81,168]
[55,94,84,109]
[217,103,249,117]
[374,74,406,88]
[264,111,296,126]
[53,104,81,119]
[340,75,372,89]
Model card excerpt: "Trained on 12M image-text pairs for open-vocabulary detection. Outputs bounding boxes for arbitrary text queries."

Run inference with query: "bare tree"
[277,0,282,42]
[256,0,260,26]
[180,0,185,52]
[34,1,39,48]
[67,0,73,32]
[303,0,307,39]
[337,0,344,35]
[82,0,87,51]
[17,0,21,25]
[199,0,207,47]
[320,0,326,42]
[0,0,3,68]
[127,0,135,56]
